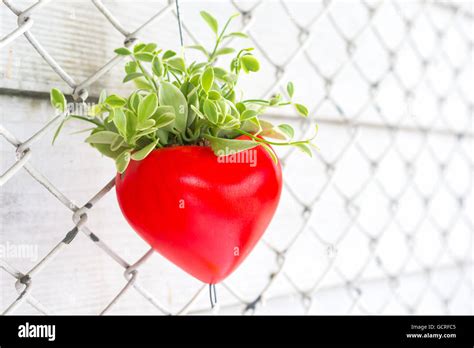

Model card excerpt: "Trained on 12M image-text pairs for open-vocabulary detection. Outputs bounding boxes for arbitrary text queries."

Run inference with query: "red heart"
[115,137,282,284]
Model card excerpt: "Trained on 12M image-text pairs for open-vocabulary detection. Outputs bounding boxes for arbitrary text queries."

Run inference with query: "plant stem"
[70,115,103,127]
[208,15,236,62]
[236,129,310,146]
[136,59,158,91]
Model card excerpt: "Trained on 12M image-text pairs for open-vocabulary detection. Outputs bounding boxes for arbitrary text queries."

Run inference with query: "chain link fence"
[0,0,472,315]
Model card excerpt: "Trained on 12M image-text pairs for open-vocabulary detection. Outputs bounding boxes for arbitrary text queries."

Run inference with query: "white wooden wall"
[1,0,473,314]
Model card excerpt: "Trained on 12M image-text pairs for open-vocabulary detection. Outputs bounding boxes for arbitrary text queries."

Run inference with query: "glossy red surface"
[115,136,282,284]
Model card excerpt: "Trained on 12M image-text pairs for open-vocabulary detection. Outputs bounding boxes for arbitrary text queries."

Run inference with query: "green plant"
[50,11,318,173]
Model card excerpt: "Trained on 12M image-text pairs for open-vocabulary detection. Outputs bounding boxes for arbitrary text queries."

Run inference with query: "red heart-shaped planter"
[115,137,282,284]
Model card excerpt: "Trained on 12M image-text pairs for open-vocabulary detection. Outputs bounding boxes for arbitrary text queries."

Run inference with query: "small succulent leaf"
[136,119,155,131]
[277,124,294,139]
[162,50,176,60]
[166,57,186,73]
[152,56,164,77]
[294,143,312,157]
[131,139,159,161]
[85,131,119,144]
[105,94,127,108]
[137,93,158,124]
[200,11,218,34]
[154,113,175,129]
[224,32,248,39]
[115,150,131,173]
[201,66,214,93]
[113,108,127,138]
[123,72,144,83]
[204,135,260,156]
[158,81,188,133]
[294,103,309,117]
[240,109,258,121]
[50,88,67,112]
[114,47,132,55]
[215,47,235,57]
[240,55,260,73]
[203,99,219,124]
[287,82,294,98]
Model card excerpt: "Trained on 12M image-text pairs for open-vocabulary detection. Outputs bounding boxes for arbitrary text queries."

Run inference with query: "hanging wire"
[209,284,217,309]
[175,0,184,47]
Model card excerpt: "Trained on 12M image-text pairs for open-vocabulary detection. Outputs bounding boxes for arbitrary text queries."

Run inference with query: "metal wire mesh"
[0,0,472,315]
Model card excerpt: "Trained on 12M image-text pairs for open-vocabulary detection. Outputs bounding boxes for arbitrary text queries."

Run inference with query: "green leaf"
[110,135,125,151]
[152,105,175,119]
[131,139,158,161]
[105,94,127,108]
[212,67,228,80]
[98,90,107,104]
[114,47,132,55]
[287,82,294,98]
[113,108,127,138]
[129,92,141,113]
[294,103,308,117]
[123,72,144,83]
[201,66,214,93]
[294,143,312,157]
[220,114,240,129]
[133,77,154,91]
[240,109,258,121]
[151,105,176,129]
[186,45,208,57]
[133,43,146,53]
[236,102,246,114]
[91,143,127,159]
[85,131,119,144]
[186,87,199,127]
[260,127,287,140]
[189,62,207,73]
[152,56,164,77]
[136,119,155,131]
[158,81,188,133]
[215,47,235,57]
[125,61,137,74]
[50,88,67,112]
[224,32,248,39]
[52,118,67,145]
[200,11,218,34]
[134,127,158,139]
[204,135,260,156]
[143,43,157,52]
[166,57,186,73]
[115,150,131,173]
[162,50,176,60]
[241,117,262,134]
[154,113,175,129]
[203,99,218,124]
[124,109,137,140]
[278,124,294,139]
[208,90,221,100]
[240,55,260,73]
[134,52,153,62]
[260,119,274,131]
[137,93,158,124]
[191,105,206,120]
[216,99,230,117]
